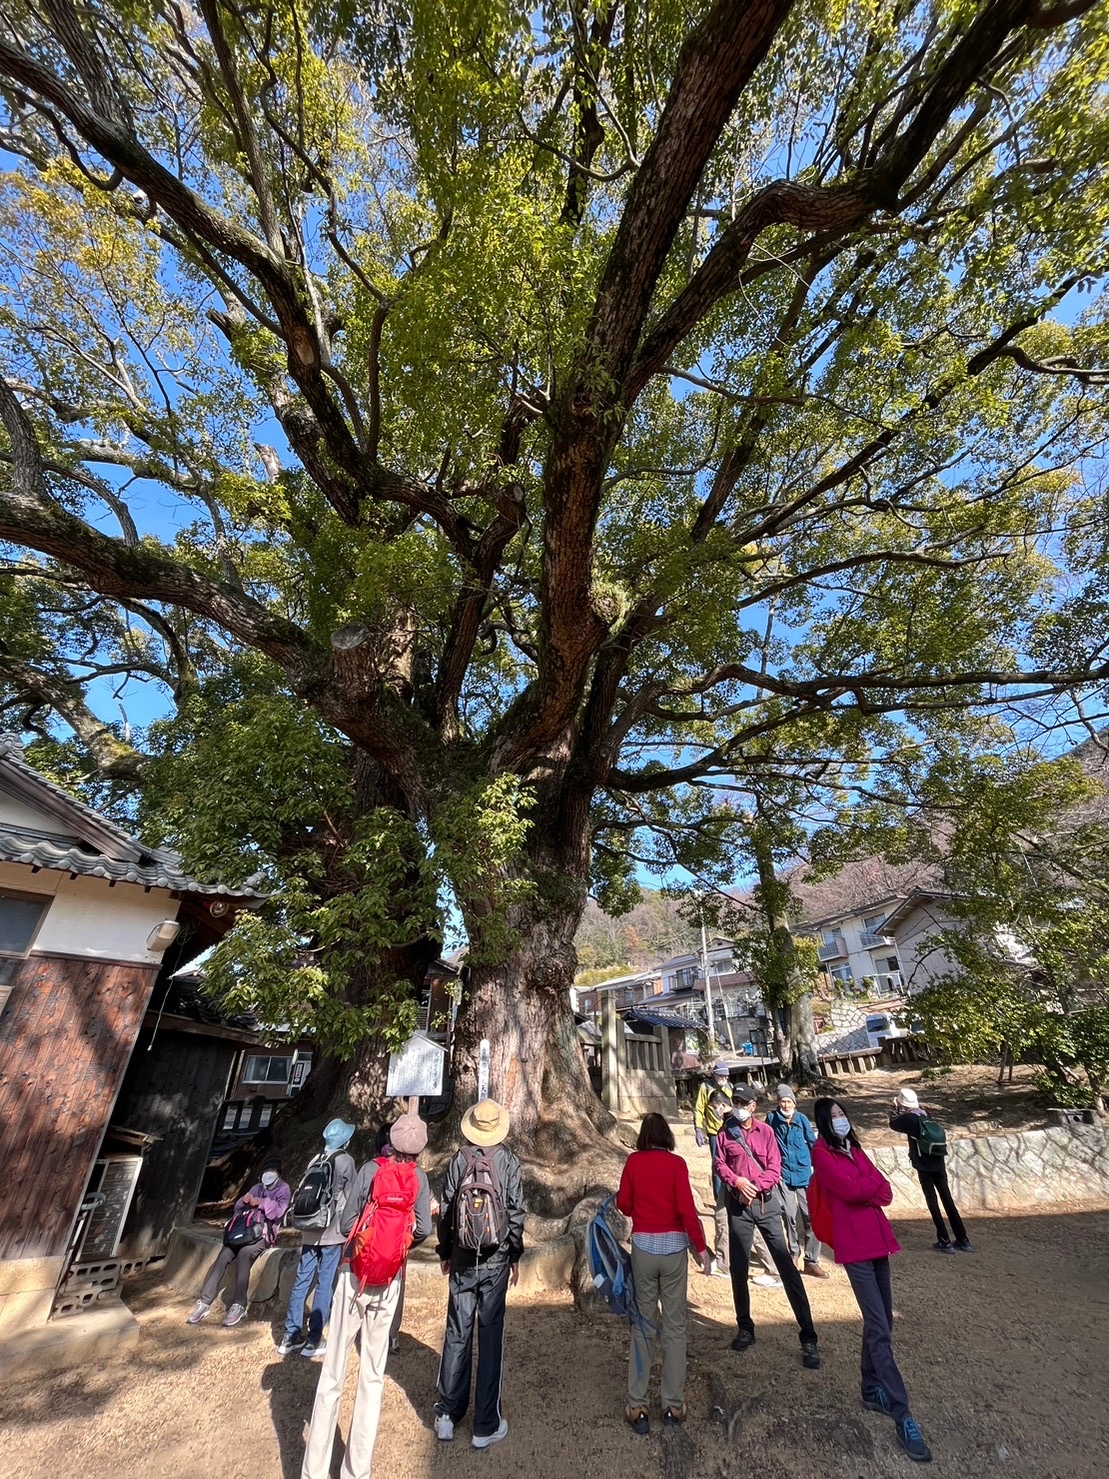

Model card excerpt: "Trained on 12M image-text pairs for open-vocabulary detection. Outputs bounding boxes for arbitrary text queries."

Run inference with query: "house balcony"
[818,937,847,962]
[860,930,892,947]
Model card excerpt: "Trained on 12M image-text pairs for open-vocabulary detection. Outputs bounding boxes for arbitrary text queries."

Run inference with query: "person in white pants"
[300,1114,432,1479]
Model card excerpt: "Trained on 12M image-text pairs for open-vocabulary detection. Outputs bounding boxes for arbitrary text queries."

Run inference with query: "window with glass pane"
[0,892,50,955]
[242,1054,291,1084]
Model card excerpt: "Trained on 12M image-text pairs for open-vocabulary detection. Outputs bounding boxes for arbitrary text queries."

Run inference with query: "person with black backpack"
[433,1098,525,1451]
[277,1118,357,1358]
[888,1088,972,1255]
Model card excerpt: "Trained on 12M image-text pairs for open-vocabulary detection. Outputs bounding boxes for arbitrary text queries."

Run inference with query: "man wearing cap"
[767,1084,828,1279]
[714,1085,821,1369]
[890,1088,971,1254]
[301,1113,433,1479]
[277,1117,358,1358]
[434,1098,526,1450]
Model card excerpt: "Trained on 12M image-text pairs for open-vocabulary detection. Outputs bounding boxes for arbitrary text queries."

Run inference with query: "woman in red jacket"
[810,1099,932,1465]
[616,1113,711,1435]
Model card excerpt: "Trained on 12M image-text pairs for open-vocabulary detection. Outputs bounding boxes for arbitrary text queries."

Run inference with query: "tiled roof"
[0,735,265,899]
[0,826,265,896]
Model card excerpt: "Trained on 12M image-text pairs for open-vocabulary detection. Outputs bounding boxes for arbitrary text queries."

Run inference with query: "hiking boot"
[730,1328,756,1353]
[472,1417,509,1449]
[626,1407,650,1436]
[933,1240,956,1255]
[302,1339,326,1359]
[663,1405,687,1427]
[186,1300,211,1326]
[433,1412,455,1442]
[276,1332,305,1355]
[708,1257,729,1278]
[801,1340,821,1370]
[222,1303,247,1327]
[862,1384,894,1416]
[953,1239,974,1253]
[896,1416,933,1462]
[752,1274,782,1289]
[804,1261,829,1279]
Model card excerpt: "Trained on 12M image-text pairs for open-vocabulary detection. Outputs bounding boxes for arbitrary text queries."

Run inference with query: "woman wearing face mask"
[811,1100,931,1464]
[187,1154,291,1329]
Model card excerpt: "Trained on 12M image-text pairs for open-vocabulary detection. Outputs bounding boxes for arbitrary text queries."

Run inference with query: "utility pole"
[698,893,736,1053]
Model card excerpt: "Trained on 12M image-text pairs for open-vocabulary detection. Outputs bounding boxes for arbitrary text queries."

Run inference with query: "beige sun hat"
[460,1098,510,1147]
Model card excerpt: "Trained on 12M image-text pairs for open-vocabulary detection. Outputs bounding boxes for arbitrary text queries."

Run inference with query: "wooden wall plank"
[0,955,157,1261]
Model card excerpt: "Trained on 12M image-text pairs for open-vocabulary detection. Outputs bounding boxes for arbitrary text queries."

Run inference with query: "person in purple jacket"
[187,1154,291,1328]
[713,1086,820,1369]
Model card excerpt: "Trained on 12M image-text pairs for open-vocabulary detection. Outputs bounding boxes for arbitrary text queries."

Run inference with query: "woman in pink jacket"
[810,1099,931,1465]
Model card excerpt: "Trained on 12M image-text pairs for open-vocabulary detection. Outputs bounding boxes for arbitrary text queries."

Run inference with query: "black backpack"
[289,1152,338,1231]
[454,1147,508,1252]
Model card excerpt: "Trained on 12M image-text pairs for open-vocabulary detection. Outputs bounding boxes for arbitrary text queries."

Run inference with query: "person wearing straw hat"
[301,1113,432,1479]
[433,1098,525,1450]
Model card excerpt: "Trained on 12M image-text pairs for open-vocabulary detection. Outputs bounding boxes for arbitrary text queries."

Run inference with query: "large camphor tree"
[1,0,1108,1159]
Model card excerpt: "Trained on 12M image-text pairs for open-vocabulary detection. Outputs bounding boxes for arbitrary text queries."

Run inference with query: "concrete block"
[515,1234,575,1295]
[0,1298,140,1383]
[161,1225,299,1306]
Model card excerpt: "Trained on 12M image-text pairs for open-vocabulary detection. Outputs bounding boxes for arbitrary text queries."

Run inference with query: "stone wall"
[871,1121,1109,1215]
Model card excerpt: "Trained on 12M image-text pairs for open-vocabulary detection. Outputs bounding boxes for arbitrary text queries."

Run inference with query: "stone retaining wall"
[870,1121,1109,1215]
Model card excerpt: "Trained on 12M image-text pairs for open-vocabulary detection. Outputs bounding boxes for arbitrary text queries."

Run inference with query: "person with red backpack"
[300,1113,432,1479]
[433,1098,525,1450]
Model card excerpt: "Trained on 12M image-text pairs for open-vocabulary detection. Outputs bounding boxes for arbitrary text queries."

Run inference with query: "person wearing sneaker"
[767,1084,828,1279]
[811,1098,932,1464]
[714,1086,821,1370]
[889,1089,971,1254]
[300,1113,432,1479]
[617,1112,712,1435]
[433,1098,526,1451]
[278,1118,357,1359]
[187,1155,290,1329]
[695,1065,734,1273]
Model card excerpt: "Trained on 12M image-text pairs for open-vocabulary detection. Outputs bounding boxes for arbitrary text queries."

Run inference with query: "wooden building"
[0,735,262,1337]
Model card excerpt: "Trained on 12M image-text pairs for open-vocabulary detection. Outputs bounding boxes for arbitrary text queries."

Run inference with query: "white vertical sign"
[477,1038,491,1101]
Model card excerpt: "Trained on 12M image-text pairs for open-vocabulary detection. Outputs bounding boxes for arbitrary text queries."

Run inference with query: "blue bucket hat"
[323,1118,355,1150]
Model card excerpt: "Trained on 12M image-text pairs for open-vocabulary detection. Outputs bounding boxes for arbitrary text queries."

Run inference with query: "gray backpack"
[454,1147,508,1252]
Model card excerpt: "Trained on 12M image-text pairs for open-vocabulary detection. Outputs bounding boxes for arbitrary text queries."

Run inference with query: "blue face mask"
[831,1116,851,1139]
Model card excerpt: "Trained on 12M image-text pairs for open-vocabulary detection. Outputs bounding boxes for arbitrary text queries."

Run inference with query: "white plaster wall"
[890,903,960,994]
[0,788,80,840]
[0,861,178,964]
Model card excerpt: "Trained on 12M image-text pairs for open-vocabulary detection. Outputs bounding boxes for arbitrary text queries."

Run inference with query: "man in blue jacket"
[766,1084,828,1279]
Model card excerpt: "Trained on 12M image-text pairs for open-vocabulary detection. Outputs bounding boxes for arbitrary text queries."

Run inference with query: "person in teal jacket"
[766,1084,828,1278]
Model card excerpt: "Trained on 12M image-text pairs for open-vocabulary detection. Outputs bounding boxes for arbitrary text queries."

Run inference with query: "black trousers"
[727,1192,817,1344]
[844,1257,911,1423]
[199,1239,267,1307]
[917,1160,967,1244]
[436,1261,510,1438]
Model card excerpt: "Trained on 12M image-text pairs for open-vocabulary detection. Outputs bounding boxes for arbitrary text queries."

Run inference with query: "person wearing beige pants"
[628,1245,689,1412]
[301,1267,400,1479]
[616,1113,710,1435]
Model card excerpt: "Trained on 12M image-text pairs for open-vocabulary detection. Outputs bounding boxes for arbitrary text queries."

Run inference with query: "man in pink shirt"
[713,1086,820,1368]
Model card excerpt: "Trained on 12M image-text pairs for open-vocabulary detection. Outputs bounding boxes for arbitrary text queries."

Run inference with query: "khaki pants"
[628,1245,688,1412]
[301,1267,400,1479]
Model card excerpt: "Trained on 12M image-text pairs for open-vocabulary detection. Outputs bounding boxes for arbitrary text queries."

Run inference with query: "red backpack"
[345,1157,419,1293]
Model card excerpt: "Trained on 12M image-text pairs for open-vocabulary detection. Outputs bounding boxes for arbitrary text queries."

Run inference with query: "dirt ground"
[3,1069,1104,1479]
[3,1200,1107,1479]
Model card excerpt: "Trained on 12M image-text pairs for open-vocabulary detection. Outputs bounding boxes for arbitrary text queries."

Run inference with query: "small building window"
[0,890,51,957]
[242,1054,292,1085]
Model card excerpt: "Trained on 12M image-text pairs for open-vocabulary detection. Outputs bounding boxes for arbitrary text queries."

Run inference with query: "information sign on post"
[477,1038,491,1102]
[386,1033,446,1099]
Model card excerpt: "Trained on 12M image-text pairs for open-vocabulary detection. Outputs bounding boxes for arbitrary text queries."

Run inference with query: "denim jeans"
[285,1242,343,1342]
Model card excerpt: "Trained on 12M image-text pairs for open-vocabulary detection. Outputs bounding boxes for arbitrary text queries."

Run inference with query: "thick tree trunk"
[789,993,821,1081]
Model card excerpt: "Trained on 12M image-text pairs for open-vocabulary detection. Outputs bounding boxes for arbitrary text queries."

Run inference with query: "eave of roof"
[0,827,265,897]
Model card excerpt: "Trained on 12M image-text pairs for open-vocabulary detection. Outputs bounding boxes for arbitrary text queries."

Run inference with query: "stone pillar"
[601,992,620,1113]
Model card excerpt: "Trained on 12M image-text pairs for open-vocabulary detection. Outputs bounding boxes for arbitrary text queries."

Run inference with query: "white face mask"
[831,1116,851,1139]
[734,1107,753,1124]
[716,1077,730,1089]
[780,1103,795,1117]
[261,1170,279,1187]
